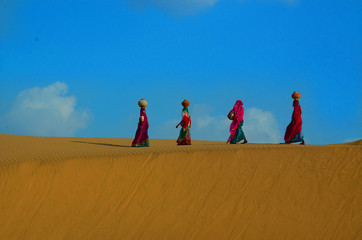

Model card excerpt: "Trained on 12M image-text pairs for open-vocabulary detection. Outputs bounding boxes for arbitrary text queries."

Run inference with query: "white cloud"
[126,0,219,16]
[243,107,282,143]
[190,104,230,141]
[0,82,91,137]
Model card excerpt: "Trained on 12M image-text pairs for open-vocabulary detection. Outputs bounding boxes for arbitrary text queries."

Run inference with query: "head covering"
[140,107,147,118]
[227,100,244,143]
[232,100,244,123]
[181,106,191,129]
[284,100,303,142]
[293,99,300,108]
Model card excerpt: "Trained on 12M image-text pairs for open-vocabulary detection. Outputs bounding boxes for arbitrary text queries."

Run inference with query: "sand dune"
[0,134,361,239]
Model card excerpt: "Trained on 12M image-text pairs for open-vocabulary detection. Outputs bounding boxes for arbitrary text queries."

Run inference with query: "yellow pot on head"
[292,91,301,100]
[138,99,148,108]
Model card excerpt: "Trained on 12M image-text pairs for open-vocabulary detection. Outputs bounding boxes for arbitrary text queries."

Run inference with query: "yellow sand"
[0,134,361,239]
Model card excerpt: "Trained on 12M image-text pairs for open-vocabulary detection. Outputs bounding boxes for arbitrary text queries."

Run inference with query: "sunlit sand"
[0,134,361,239]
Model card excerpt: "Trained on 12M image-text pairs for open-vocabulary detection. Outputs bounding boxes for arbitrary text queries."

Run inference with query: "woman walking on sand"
[176,99,191,145]
[284,92,305,145]
[227,100,247,144]
[132,99,149,147]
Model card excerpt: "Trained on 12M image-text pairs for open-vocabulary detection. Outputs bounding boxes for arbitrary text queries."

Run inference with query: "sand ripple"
[0,134,361,239]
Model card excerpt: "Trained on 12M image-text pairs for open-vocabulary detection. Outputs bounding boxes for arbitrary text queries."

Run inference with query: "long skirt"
[132,138,149,147]
[288,132,304,143]
[230,122,246,144]
[177,126,191,145]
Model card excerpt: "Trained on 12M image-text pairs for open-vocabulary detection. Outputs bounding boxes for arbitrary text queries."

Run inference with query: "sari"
[132,108,149,147]
[177,107,191,145]
[227,100,246,144]
[284,100,304,143]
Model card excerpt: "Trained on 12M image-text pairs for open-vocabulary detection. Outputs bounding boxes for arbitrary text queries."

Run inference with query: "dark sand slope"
[0,134,361,239]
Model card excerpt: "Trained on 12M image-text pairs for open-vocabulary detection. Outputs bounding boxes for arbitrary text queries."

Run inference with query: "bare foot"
[285,142,291,144]
[300,140,305,145]
[241,139,248,144]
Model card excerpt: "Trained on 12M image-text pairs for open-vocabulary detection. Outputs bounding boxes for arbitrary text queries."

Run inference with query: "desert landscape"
[0,134,361,239]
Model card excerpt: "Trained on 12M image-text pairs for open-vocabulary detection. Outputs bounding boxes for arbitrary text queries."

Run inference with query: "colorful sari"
[284,100,304,143]
[177,107,191,145]
[132,108,149,147]
[227,100,246,144]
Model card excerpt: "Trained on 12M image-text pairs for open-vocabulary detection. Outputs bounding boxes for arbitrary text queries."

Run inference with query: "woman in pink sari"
[284,93,305,145]
[227,100,247,144]
[132,99,149,147]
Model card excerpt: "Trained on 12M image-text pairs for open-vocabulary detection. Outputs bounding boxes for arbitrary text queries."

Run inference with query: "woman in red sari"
[132,99,149,147]
[176,99,191,145]
[284,92,305,145]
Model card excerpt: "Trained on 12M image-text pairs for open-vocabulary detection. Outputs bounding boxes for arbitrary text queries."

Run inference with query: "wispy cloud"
[239,0,299,3]
[342,138,361,143]
[190,104,230,141]
[150,118,180,139]
[127,0,299,16]
[126,0,219,16]
[0,82,91,137]
[277,0,299,4]
[243,107,282,143]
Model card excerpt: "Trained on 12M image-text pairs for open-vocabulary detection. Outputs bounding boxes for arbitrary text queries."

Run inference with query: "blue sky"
[0,0,361,144]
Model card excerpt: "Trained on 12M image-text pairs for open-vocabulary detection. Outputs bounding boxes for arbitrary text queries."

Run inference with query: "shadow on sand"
[71,140,131,148]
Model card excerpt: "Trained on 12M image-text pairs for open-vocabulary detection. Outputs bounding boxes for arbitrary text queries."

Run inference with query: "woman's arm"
[176,120,184,128]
